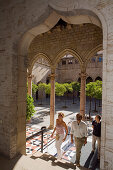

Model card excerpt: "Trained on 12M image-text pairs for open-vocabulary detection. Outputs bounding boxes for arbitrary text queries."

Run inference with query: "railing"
[26,126,47,153]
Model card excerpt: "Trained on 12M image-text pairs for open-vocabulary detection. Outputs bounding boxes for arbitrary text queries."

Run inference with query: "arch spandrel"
[85,44,103,66]
[53,48,86,72]
[28,53,52,74]
[53,48,84,69]
[19,6,104,57]
[49,0,99,12]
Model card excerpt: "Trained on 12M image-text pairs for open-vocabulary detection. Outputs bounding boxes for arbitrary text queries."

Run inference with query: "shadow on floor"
[0,154,22,170]
[84,149,100,170]
[30,153,88,170]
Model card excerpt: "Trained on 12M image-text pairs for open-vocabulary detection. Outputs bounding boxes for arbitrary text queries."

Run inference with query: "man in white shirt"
[71,113,87,167]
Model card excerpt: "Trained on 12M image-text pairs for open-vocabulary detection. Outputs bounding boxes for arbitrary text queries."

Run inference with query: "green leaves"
[37,83,46,90]
[93,80,102,100]
[45,83,51,95]
[26,94,35,120]
[55,82,67,96]
[36,82,80,97]
[63,83,73,93]
[32,82,38,94]
[86,80,102,99]
[71,81,80,92]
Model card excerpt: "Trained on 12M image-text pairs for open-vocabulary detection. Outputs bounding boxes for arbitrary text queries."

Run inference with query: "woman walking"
[51,112,68,160]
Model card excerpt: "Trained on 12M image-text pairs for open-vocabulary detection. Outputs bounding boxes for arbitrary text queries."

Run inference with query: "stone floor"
[0,97,101,170]
[26,97,101,169]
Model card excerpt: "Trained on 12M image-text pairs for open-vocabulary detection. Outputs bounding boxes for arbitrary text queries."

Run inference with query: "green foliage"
[71,81,80,92]
[63,83,73,93]
[45,83,51,95]
[93,80,102,100]
[26,94,35,120]
[37,82,73,97]
[32,82,38,94]
[55,82,67,96]
[86,80,102,99]
[38,83,46,90]
[37,83,46,104]
[86,82,95,98]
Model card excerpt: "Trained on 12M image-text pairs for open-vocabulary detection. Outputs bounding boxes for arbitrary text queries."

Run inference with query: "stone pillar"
[80,72,86,120]
[49,73,55,129]
[28,74,32,96]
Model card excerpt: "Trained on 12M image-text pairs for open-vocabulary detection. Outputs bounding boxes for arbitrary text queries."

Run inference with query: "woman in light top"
[51,112,68,160]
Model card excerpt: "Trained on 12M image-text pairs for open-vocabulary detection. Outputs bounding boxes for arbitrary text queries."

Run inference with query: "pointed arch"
[85,44,103,66]
[53,48,83,69]
[28,53,52,74]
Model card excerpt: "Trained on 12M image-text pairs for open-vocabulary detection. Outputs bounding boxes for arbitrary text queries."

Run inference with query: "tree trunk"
[63,93,68,108]
[40,90,43,105]
[72,91,76,104]
[94,98,97,112]
[73,92,74,104]
[95,98,97,111]
[89,97,92,119]
[99,99,102,107]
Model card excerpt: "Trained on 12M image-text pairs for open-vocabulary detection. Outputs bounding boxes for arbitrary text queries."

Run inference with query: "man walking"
[71,113,87,167]
[92,115,101,160]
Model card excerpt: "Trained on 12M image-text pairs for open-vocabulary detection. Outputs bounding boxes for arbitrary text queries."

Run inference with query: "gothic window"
[91,57,96,62]
[98,56,102,62]
[75,59,78,64]
[68,59,73,64]
[62,60,66,65]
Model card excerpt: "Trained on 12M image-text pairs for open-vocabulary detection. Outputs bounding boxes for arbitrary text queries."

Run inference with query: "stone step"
[0,152,89,170]
[15,152,88,170]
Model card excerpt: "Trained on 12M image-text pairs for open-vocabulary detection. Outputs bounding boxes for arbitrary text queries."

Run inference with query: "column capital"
[79,72,87,79]
[51,67,55,74]
[50,73,56,80]
[50,73,55,77]
[27,74,33,79]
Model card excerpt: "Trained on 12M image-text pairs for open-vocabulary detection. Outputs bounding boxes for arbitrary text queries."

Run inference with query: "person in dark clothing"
[92,115,101,159]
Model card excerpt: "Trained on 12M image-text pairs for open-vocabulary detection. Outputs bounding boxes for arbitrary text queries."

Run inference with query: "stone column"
[28,74,32,96]
[49,73,55,129]
[80,72,86,120]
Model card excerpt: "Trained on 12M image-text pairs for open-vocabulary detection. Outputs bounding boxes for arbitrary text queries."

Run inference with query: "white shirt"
[71,120,87,138]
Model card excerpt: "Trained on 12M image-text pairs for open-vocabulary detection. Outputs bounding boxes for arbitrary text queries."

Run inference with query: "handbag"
[56,133,60,140]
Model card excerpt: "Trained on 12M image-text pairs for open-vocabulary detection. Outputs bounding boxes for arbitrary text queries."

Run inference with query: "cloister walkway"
[26,97,101,169]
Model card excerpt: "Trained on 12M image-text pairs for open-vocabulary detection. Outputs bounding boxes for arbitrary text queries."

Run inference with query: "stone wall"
[32,56,102,84]
[0,0,113,169]
[28,23,102,67]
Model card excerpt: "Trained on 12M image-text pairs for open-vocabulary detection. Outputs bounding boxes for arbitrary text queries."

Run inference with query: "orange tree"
[71,81,80,104]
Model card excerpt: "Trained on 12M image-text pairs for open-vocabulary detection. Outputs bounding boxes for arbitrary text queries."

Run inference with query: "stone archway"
[95,76,102,81]
[54,48,87,119]
[20,6,106,161]
[18,6,109,167]
[28,53,52,75]
[86,77,93,84]
[2,1,113,169]
[85,44,103,67]
[53,48,83,69]
[27,53,52,96]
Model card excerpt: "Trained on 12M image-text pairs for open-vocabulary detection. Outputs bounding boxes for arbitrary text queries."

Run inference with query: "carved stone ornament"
[49,0,101,11]
[49,0,79,11]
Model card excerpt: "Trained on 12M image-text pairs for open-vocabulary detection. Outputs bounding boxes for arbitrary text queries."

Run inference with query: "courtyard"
[26,97,101,169]
[1,1,113,170]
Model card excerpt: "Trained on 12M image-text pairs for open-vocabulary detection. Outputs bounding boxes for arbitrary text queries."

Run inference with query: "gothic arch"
[16,3,108,168]
[85,44,103,66]
[86,76,93,84]
[78,77,81,83]
[28,53,52,74]
[64,79,73,83]
[95,76,102,81]
[54,48,83,69]
[19,6,107,58]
